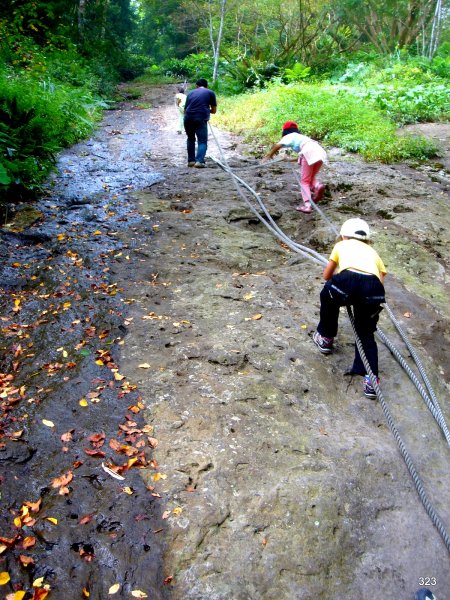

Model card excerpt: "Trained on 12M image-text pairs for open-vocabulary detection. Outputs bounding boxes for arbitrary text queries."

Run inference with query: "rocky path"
[1,83,449,599]
[111,85,450,599]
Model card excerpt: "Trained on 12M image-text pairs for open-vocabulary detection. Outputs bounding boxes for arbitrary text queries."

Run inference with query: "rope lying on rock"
[207,122,450,553]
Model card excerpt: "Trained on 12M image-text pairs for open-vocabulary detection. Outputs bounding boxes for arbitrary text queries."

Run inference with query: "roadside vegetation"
[1,0,449,201]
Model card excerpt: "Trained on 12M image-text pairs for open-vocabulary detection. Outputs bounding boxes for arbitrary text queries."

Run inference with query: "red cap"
[282,121,298,130]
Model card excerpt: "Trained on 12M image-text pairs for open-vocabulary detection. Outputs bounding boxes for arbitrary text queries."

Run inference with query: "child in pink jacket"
[265,121,327,213]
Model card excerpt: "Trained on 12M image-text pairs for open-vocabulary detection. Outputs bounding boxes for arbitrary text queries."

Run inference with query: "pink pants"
[299,157,323,205]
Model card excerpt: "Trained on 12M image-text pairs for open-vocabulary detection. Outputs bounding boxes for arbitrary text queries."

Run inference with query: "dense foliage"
[0,0,449,200]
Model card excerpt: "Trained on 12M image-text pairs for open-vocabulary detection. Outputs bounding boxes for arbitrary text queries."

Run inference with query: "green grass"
[214,83,441,162]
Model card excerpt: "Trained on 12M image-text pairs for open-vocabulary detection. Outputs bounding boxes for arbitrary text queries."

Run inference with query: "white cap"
[340,218,370,240]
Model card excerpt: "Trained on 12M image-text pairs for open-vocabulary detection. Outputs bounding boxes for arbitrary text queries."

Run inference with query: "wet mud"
[0,84,449,599]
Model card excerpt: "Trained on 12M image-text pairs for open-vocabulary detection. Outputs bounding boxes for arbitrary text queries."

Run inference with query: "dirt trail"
[110,85,449,599]
[1,83,449,599]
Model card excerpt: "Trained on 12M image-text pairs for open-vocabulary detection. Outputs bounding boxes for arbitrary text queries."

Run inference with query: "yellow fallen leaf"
[243,292,255,300]
[113,372,125,381]
[122,487,134,495]
[173,507,182,515]
[46,517,58,525]
[131,591,148,598]
[0,572,10,585]
[108,583,121,595]
[79,399,88,407]
[151,473,167,481]
[14,516,22,527]
[82,588,90,597]
[301,324,307,329]
[33,576,45,587]
[138,363,151,369]
[42,419,54,428]
[0,544,7,554]
[250,313,262,320]
[11,591,26,600]
[93,230,102,235]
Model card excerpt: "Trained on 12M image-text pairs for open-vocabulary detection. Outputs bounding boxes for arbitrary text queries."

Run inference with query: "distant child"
[313,218,387,399]
[265,121,327,214]
[175,85,187,134]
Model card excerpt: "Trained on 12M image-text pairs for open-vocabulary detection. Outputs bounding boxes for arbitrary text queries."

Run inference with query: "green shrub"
[214,83,438,163]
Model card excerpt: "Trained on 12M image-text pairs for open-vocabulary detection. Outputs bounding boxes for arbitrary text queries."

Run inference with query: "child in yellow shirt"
[313,218,387,398]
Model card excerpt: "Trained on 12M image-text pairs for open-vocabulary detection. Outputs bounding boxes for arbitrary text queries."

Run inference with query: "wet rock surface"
[1,84,449,599]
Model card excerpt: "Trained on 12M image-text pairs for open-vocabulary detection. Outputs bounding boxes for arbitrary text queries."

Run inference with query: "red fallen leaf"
[73,460,84,469]
[84,449,106,458]
[19,554,35,566]
[79,513,94,525]
[0,535,18,546]
[32,589,49,600]
[88,432,105,448]
[60,430,74,443]
[148,437,158,448]
[134,514,148,522]
[163,576,173,585]
[51,471,73,489]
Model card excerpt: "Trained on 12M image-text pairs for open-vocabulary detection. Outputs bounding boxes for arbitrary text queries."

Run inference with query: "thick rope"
[347,306,450,552]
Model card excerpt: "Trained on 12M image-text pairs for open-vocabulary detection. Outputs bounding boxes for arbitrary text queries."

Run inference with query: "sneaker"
[313,331,333,354]
[363,375,380,399]
[188,162,195,167]
[414,589,437,600]
[194,162,206,168]
[296,204,312,214]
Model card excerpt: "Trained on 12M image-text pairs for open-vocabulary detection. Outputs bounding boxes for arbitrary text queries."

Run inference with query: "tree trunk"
[212,0,227,83]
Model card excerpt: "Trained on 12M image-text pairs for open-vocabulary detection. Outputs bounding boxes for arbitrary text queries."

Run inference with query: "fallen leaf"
[122,486,134,495]
[173,507,182,515]
[403,311,412,318]
[33,576,45,587]
[79,514,94,525]
[0,545,7,555]
[0,571,11,585]
[51,471,73,489]
[162,510,170,519]
[19,554,34,566]
[45,517,58,525]
[250,313,262,320]
[131,591,148,598]
[108,583,120,595]
[23,536,36,549]
[79,398,88,407]
[83,449,106,458]
[42,419,54,428]
[138,363,151,369]
[60,430,74,442]
[152,473,167,481]
[163,576,173,585]
[7,591,26,600]
[82,587,90,597]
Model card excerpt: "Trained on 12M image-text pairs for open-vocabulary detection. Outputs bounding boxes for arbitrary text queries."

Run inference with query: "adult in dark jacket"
[184,78,217,168]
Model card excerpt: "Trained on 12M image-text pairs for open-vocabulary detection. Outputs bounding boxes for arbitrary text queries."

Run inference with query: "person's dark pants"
[317,270,385,376]
[184,118,208,163]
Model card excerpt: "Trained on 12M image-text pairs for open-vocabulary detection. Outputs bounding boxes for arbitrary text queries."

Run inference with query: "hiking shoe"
[194,162,206,168]
[414,589,437,600]
[296,204,312,214]
[363,375,380,399]
[313,331,333,354]
[188,161,195,167]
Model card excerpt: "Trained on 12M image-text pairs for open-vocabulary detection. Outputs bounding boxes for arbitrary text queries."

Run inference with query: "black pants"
[317,270,385,376]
